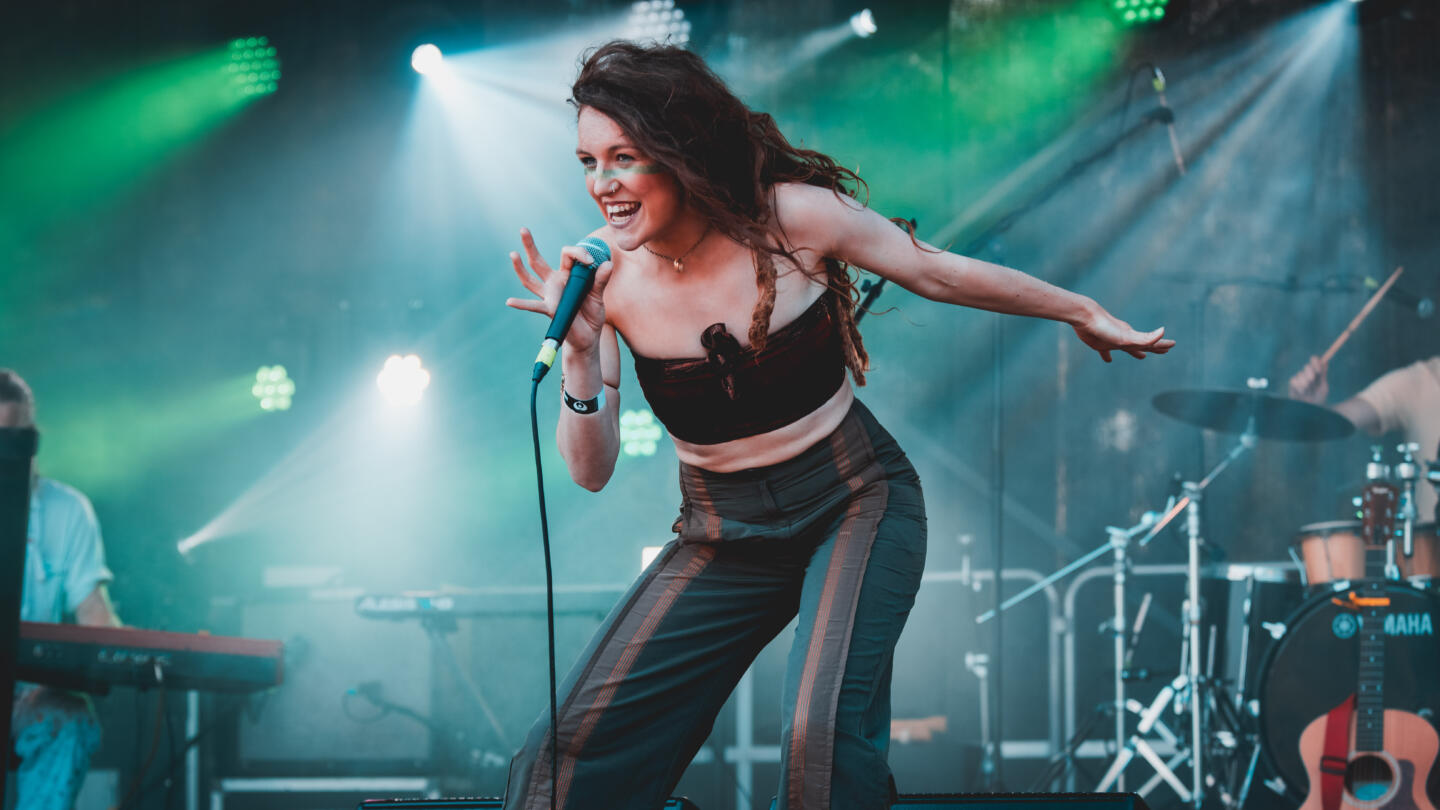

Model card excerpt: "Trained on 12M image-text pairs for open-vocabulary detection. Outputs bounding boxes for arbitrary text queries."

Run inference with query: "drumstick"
[1319,266,1404,365]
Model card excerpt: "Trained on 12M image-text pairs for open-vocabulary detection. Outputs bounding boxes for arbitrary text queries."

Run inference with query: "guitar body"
[1297,481,1439,810]
[1297,701,1440,810]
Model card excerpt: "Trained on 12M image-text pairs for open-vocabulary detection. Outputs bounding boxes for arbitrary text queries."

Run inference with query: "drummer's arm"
[1288,355,1383,435]
[1333,397,1383,436]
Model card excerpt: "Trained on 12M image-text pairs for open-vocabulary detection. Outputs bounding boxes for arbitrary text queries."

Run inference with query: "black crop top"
[631,293,848,445]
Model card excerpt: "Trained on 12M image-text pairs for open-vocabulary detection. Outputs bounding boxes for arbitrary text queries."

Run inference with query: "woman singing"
[503,41,1172,810]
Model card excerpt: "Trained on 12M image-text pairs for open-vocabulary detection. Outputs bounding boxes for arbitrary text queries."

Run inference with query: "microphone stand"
[1148,66,1187,176]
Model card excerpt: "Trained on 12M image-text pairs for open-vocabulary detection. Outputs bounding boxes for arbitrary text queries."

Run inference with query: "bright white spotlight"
[849,9,877,38]
[628,0,691,44]
[411,44,444,75]
[377,354,432,405]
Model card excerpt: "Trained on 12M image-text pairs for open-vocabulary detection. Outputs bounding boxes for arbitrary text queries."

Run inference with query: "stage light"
[411,44,444,75]
[227,37,280,97]
[377,354,431,405]
[627,0,691,45]
[849,9,877,38]
[252,365,295,412]
[1113,0,1168,26]
[619,409,663,457]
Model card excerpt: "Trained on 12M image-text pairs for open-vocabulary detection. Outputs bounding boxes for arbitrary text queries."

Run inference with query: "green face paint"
[584,163,666,180]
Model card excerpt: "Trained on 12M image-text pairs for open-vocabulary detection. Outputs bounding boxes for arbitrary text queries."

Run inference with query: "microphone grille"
[576,235,612,267]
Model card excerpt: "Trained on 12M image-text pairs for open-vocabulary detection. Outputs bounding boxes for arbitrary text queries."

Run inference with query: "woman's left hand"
[1072,304,1175,362]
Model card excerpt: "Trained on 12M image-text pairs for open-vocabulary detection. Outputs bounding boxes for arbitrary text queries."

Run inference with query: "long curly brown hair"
[570,40,877,385]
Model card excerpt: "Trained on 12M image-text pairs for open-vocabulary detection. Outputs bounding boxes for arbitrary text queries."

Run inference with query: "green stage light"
[1113,0,1167,25]
[228,37,281,98]
[0,42,284,257]
[252,365,295,411]
[619,409,663,457]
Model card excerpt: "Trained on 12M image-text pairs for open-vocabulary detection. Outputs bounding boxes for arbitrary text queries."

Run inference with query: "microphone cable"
[524,235,607,810]
[528,377,560,810]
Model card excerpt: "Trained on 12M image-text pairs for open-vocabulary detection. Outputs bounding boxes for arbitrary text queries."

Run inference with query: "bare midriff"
[669,384,855,473]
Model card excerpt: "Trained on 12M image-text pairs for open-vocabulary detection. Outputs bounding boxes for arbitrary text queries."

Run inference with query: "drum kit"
[988,382,1440,809]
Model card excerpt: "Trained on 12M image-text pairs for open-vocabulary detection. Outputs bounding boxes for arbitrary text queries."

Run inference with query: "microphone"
[1150,65,1187,175]
[531,236,612,382]
[1382,284,1435,319]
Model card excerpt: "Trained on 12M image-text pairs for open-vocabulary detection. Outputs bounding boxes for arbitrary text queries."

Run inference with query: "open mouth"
[605,201,640,226]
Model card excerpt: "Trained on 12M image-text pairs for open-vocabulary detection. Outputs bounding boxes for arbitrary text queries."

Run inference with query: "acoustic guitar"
[1298,481,1438,810]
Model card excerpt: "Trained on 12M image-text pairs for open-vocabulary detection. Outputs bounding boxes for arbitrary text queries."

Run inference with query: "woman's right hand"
[1288,354,1329,404]
[504,228,615,356]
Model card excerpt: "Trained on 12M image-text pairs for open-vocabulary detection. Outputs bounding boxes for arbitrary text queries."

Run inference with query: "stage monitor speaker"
[895,793,1150,809]
[357,799,700,809]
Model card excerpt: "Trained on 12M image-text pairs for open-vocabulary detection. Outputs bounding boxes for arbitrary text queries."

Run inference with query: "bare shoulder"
[772,181,865,220]
[771,182,866,254]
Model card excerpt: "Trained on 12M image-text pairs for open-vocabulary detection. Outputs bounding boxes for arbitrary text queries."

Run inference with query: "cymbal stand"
[1097,674,1193,801]
[981,425,1253,806]
[1164,427,1256,809]
[1093,426,1255,807]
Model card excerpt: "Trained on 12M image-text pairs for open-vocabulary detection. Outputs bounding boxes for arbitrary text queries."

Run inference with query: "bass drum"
[1257,582,1440,804]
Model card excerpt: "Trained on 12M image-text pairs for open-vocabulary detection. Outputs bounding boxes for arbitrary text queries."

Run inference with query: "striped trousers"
[504,400,927,810]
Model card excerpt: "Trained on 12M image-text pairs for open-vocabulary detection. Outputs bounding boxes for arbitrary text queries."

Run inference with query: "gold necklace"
[643,223,711,273]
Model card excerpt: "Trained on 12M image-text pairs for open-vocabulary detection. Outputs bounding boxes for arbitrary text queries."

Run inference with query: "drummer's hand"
[1071,305,1174,362]
[1288,355,1329,404]
[505,228,615,356]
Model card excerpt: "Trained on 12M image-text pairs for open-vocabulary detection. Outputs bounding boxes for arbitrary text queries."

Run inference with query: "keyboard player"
[3,369,120,810]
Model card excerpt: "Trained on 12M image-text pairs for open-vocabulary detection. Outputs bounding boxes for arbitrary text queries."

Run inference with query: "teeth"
[606,202,640,218]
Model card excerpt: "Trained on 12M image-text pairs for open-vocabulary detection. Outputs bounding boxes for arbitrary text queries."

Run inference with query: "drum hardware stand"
[1095,425,1258,808]
[1099,601,1254,807]
[1175,428,1255,809]
[982,390,1272,805]
[1395,442,1421,561]
[1097,674,1194,801]
[1029,698,1116,791]
[1425,448,1440,521]
[978,505,1171,792]
[966,652,1002,788]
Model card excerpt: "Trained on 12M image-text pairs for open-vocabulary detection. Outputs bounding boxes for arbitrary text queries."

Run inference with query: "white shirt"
[1354,357,1440,523]
[21,477,113,624]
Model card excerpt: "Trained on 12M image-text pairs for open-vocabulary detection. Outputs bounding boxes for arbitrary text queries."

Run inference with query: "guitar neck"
[1356,570,1386,752]
[1357,480,1397,753]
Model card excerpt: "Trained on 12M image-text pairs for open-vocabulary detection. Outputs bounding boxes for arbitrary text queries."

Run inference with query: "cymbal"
[1152,389,1355,442]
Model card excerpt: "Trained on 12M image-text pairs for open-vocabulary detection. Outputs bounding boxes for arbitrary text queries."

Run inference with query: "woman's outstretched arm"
[775,183,1175,362]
